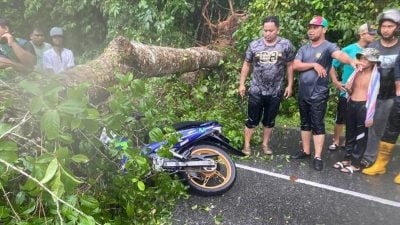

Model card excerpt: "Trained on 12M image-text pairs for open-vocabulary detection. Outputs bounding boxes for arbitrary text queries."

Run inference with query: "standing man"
[362,52,400,184]
[328,23,377,151]
[30,27,52,70]
[0,18,36,71]
[239,16,296,155]
[43,27,75,74]
[290,16,355,171]
[361,9,400,168]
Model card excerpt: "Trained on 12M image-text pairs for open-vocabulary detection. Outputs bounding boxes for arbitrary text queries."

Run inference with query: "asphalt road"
[172,129,400,225]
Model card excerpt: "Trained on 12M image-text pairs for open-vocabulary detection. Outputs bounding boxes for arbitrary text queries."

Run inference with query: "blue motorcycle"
[100,121,244,196]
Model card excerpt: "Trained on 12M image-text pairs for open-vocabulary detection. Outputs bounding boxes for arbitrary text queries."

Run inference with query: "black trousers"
[344,100,368,167]
[381,96,400,144]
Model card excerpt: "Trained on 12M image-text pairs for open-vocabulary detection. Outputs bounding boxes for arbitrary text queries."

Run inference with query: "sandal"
[262,145,273,155]
[340,165,361,174]
[242,146,251,156]
[333,161,350,169]
[328,143,339,151]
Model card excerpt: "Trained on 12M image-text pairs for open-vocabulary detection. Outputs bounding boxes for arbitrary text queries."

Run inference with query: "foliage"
[235,0,399,51]
[0,72,187,224]
[1,1,400,224]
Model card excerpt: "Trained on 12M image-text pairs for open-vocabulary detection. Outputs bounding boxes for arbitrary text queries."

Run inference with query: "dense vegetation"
[1,0,399,224]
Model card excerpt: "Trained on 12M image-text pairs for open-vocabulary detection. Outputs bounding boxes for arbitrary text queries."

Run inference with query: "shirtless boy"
[333,48,381,173]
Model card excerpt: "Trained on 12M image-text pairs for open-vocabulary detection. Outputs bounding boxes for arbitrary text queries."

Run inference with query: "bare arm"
[2,33,36,68]
[284,61,294,98]
[396,81,400,96]
[0,57,30,72]
[329,67,344,91]
[238,61,251,97]
[331,50,356,69]
[293,59,327,77]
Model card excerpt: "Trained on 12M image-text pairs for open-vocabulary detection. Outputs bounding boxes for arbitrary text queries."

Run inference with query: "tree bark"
[62,36,224,87]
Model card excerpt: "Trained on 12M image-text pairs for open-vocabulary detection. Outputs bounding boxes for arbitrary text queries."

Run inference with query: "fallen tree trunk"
[63,36,224,87]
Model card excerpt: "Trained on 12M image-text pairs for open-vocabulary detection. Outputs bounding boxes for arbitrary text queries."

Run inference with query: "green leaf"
[30,96,44,114]
[18,80,41,96]
[126,202,135,217]
[86,108,100,119]
[60,165,83,184]
[0,140,18,162]
[58,100,85,115]
[60,134,74,145]
[130,79,146,97]
[0,206,10,219]
[71,154,89,163]
[50,170,65,198]
[80,195,99,210]
[78,215,96,225]
[81,119,99,133]
[149,127,164,142]
[137,181,145,191]
[0,123,11,137]
[40,158,58,184]
[15,192,26,205]
[40,110,60,140]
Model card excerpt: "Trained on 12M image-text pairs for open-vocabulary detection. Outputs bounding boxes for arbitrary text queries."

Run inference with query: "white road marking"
[236,163,400,208]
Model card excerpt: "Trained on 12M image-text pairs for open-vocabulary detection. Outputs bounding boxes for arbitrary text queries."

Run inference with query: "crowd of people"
[0,19,75,74]
[239,9,400,185]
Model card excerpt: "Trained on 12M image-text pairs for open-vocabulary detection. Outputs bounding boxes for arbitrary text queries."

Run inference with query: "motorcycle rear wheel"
[184,144,236,196]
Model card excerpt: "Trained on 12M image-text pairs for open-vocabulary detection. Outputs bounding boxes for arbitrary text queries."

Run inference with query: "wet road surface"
[172,129,400,225]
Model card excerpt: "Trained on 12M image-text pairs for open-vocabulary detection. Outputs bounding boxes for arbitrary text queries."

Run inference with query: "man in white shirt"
[43,27,74,74]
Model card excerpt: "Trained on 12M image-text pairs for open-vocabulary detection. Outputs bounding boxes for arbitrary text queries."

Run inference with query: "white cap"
[50,27,63,37]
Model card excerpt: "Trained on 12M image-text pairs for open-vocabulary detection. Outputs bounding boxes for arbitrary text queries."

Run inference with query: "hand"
[284,86,292,98]
[350,60,357,70]
[239,84,246,98]
[0,32,14,45]
[313,63,327,77]
[333,81,345,91]
[365,119,373,128]
[344,83,352,95]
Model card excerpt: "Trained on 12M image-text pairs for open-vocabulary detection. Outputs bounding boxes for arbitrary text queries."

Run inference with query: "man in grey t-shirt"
[290,16,355,171]
[239,16,295,156]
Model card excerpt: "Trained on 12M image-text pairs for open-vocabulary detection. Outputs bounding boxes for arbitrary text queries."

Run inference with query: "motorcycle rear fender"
[179,132,245,157]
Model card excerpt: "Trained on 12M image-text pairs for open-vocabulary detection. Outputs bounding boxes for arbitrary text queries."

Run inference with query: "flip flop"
[340,165,361,174]
[328,144,338,151]
[333,161,350,169]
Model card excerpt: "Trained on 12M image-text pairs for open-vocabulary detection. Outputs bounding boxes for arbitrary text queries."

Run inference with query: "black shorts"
[298,98,327,135]
[245,93,282,128]
[335,96,348,124]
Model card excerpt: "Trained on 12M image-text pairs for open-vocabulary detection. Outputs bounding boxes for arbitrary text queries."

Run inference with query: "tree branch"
[0,159,100,225]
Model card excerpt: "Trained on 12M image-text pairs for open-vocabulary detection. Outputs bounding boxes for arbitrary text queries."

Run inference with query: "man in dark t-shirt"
[362,9,400,179]
[361,9,400,169]
[239,16,296,156]
[290,16,355,171]
[0,18,36,71]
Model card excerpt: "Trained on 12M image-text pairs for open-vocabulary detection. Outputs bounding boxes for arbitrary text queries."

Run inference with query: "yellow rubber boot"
[394,173,400,184]
[362,141,395,175]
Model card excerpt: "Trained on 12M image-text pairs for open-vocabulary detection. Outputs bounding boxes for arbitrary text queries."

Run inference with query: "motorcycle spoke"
[214,170,227,181]
[201,175,212,187]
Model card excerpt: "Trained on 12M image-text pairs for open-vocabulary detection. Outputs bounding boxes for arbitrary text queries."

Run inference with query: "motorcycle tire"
[183,144,236,196]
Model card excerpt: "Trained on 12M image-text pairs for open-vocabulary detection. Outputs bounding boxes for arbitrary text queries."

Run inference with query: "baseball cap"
[309,16,329,28]
[50,27,63,37]
[356,48,380,63]
[358,23,377,35]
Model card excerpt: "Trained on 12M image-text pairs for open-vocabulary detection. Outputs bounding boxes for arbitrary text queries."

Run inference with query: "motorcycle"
[100,121,244,196]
